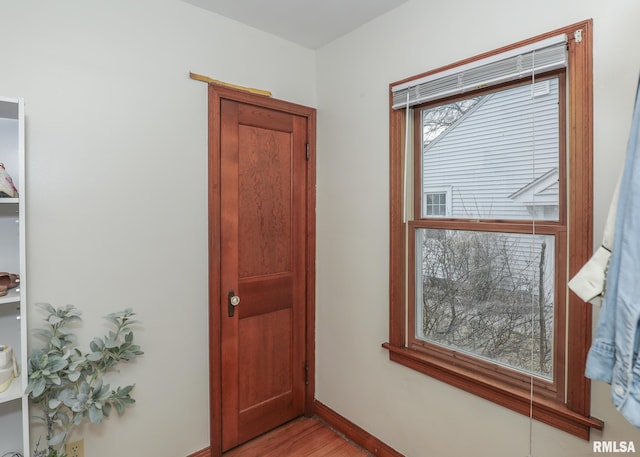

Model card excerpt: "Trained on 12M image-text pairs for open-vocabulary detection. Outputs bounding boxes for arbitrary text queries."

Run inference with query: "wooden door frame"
[208,84,316,457]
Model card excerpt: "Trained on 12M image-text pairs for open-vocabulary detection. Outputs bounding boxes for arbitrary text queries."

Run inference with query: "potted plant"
[26,303,143,457]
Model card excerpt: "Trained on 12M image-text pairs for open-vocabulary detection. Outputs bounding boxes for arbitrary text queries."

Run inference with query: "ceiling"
[182,0,408,49]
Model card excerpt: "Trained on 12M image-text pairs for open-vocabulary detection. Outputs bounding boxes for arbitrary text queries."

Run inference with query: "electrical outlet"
[65,438,85,457]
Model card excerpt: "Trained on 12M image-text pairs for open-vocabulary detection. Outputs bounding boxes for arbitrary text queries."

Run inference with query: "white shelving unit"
[0,96,28,457]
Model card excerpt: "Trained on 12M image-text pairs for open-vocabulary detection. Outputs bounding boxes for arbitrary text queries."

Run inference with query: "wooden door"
[209,86,316,454]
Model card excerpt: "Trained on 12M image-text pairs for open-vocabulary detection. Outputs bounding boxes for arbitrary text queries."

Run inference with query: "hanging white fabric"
[391,34,567,110]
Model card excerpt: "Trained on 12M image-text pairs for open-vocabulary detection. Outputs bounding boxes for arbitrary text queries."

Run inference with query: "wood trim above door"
[208,84,316,457]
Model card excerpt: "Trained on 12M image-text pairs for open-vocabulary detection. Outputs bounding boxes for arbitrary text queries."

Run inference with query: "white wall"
[3,0,640,456]
[0,1,316,456]
[316,1,640,456]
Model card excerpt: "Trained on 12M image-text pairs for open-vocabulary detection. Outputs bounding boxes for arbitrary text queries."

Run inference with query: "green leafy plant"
[27,303,143,457]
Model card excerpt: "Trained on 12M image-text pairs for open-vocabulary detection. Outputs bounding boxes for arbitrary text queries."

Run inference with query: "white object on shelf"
[0,362,17,394]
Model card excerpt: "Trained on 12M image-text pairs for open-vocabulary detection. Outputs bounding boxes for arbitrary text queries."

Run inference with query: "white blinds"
[391,34,567,109]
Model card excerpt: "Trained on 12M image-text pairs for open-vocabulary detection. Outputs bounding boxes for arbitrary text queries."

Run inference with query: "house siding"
[422,77,560,220]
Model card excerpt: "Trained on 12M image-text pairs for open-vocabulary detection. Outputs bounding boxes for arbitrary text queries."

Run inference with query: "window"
[415,76,562,385]
[423,188,451,217]
[384,21,603,440]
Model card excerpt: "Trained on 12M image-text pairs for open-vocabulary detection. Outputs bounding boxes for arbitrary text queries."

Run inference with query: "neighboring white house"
[421,77,560,221]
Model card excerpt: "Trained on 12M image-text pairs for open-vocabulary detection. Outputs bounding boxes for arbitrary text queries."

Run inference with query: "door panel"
[218,97,307,451]
[238,124,292,277]
[239,308,292,410]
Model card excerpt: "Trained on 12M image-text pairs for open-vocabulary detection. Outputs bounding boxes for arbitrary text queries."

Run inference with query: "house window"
[385,21,603,440]
[424,192,446,216]
[423,188,451,217]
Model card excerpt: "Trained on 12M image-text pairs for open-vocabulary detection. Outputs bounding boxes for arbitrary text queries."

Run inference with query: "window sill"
[382,342,603,440]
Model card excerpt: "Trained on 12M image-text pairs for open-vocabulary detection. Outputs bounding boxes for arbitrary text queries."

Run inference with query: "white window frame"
[423,186,452,217]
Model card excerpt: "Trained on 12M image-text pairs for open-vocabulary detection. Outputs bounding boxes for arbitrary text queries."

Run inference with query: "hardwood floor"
[223,416,370,457]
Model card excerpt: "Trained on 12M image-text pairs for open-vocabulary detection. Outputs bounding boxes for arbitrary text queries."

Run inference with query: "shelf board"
[0,289,20,306]
[0,376,24,404]
[0,198,18,204]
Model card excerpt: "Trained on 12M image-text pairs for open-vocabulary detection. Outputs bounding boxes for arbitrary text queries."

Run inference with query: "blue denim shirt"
[585,81,640,427]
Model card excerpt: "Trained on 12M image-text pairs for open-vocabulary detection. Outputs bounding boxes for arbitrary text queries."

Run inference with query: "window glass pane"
[421,78,560,221]
[415,228,555,379]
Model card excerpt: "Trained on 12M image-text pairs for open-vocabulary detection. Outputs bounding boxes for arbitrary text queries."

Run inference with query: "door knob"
[228,290,240,317]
